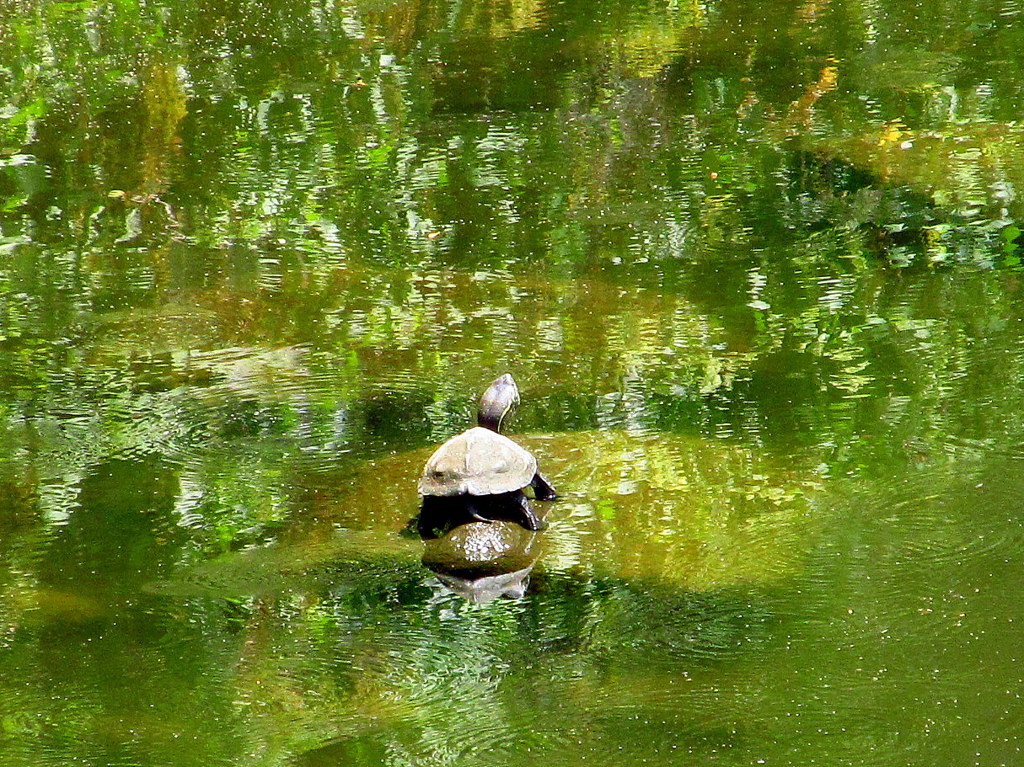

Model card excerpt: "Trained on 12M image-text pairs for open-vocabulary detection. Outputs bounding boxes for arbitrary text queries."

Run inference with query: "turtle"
[417,373,557,534]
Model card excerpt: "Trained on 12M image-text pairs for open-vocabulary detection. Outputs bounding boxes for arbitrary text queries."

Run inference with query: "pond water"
[2,0,1024,765]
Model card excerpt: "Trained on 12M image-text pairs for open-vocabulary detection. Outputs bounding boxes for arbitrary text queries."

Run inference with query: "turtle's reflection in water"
[421,515,542,604]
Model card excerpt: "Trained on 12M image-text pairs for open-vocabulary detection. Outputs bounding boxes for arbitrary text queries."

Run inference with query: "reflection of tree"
[4,0,1024,260]
[0,0,1021,582]
[0,2,1023,762]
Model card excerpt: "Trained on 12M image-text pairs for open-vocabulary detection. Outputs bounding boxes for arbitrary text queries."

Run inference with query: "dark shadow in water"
[292,734,389,767]
[416,490,543,539]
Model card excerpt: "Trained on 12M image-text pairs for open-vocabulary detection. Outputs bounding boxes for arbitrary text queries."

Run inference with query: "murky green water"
[2,0,1024,764]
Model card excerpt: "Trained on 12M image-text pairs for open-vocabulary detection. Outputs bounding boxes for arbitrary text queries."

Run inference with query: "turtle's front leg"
[514,492,545,531]
[531,472,557,501]
[464,497,493,524]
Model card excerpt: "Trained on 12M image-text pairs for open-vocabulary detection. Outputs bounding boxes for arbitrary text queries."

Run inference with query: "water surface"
[1,0,1023,764]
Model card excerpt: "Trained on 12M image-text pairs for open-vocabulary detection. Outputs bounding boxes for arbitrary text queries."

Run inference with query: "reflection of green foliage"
[0,0,1017,573]
[0,0,1023,765]
[152,558,779,767]
[2,0,1024,265]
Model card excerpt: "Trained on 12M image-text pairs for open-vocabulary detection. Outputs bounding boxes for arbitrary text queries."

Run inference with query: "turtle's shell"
[418,426,537,496]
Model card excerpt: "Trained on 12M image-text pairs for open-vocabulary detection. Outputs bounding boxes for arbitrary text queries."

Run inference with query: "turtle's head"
[477,373,520,432]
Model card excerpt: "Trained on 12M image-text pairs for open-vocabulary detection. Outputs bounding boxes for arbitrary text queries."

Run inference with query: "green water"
[1,0,1023,764]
